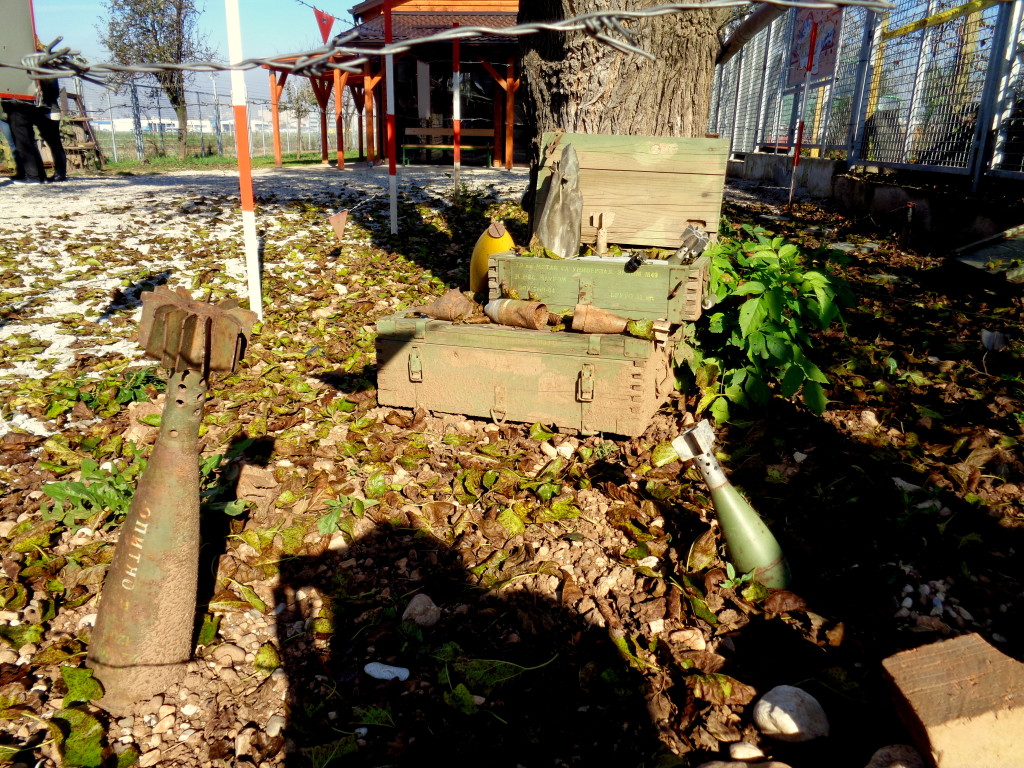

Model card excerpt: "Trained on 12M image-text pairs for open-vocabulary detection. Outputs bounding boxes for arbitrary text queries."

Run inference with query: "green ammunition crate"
[487,253,709,323]
[375,313,688,437]
[374,132,727,436]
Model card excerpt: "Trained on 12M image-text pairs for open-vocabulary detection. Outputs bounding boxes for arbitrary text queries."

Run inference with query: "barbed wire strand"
[5,0,892,84]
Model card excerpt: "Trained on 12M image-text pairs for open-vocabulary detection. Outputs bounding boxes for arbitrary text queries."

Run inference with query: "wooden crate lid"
[535,132,729,250]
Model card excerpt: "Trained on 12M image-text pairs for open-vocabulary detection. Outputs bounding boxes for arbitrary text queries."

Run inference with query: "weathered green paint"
[488,253,709,324]
[87,370,206,715]
[710,483,791,589]
[535,133,729,249]
[376,313,691,437]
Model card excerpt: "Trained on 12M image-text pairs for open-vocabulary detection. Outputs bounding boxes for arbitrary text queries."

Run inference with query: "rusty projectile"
[87,287,256,715]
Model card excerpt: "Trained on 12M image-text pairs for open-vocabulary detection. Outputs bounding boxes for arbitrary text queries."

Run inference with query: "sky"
[30,0,356,99]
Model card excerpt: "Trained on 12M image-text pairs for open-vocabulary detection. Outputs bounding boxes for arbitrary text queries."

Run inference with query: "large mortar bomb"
[87,286,257,716]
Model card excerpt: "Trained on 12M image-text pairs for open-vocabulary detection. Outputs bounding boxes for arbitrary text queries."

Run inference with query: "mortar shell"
[571,304,628,334]
[423,289,480,321]
[484,299,549,330]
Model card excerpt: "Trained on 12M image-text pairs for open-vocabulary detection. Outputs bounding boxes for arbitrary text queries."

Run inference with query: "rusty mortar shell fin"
[139,287,257,378]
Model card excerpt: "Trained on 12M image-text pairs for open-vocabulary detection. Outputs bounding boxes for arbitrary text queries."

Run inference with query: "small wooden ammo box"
[375,133,729,437]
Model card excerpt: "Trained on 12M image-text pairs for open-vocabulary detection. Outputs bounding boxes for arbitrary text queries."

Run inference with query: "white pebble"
[363,662,410,681]
[266,715,286,738]
[729,741,765,760]
[754,685,829,742]
[901,597,913,609]
[401,593,441,627]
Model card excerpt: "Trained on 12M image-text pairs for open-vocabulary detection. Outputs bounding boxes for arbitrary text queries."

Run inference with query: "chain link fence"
[62,77,361,165]
[709,0,1024,185]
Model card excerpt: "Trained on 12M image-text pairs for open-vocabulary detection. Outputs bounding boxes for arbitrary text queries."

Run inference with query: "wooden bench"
[401,143,492,166]
[401,127,495,167]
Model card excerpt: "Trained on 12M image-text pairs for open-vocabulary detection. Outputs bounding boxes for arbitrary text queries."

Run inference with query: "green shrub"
[684,224,852,422]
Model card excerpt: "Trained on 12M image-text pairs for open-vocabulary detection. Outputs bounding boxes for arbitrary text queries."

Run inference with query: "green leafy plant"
[46,366,165,420]
[686,224,852,422]
[719,562,754,590]
[40,457,144,532]
[318,495,378,537]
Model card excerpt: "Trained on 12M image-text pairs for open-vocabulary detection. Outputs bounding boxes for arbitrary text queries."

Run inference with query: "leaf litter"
[0,166,1020,767]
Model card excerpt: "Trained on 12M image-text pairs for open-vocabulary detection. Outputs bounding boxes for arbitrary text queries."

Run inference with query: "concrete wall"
[726,152,1017,249]
[727,153,841,198]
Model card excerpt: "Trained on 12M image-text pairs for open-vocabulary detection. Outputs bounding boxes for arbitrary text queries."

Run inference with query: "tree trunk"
[518,0,728,160]
[174,104,189,160]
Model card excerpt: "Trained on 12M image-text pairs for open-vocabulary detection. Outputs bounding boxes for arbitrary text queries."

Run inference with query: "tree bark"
[519,0,728,159]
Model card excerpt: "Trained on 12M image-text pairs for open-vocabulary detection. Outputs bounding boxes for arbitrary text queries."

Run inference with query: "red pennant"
[314,8,336,43]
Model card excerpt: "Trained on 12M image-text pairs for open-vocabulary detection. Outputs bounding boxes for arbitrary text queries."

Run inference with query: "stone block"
[883,633,1024,768]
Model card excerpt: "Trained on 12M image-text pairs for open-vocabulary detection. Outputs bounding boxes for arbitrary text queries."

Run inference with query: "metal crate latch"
[577,363,595,402]
[491,383,507,423]
[408,347,423,382]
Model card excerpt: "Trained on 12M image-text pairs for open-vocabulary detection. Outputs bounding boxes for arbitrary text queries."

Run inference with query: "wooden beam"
[477,56,506,90]
[364,62,376,163]
[334,70,349,168]
[310,76,334,165]
[269,70,286,167]
[349,84,365,160]
[504,58,516,170]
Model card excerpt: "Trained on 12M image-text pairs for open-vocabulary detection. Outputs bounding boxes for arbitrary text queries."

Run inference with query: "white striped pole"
[225,0,264,321]
[385,2,398,234]
[453,31,461,190]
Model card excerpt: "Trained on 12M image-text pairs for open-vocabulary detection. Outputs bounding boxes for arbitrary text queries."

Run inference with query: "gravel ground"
[5,164,987,768]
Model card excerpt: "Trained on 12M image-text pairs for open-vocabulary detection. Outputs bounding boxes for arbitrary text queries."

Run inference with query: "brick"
[883,633,1024,768]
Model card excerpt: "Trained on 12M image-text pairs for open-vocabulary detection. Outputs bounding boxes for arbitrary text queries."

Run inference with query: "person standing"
[2,76,67,184]
[2,96,46,184]
[35,77,67,182]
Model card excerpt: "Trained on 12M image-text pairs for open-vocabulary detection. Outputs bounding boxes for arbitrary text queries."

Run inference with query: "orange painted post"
[504,58,516,170]
[269,70,283,167]
[364,62,376,163]
[334,70,348,168]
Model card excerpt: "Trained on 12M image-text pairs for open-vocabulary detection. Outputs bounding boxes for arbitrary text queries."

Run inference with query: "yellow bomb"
[470,221,514,294]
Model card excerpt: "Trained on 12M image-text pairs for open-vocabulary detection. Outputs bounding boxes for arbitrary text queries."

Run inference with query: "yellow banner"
[882,0,1001,40]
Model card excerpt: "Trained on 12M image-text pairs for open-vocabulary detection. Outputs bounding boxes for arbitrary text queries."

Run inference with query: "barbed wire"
[5,0,892,84]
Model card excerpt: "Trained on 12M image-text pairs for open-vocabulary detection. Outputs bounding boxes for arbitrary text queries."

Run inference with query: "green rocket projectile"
[673,421,792,589]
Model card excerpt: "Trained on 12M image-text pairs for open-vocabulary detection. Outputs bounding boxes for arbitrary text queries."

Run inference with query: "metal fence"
[59,76,361,165]
[709,0,1024,186]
